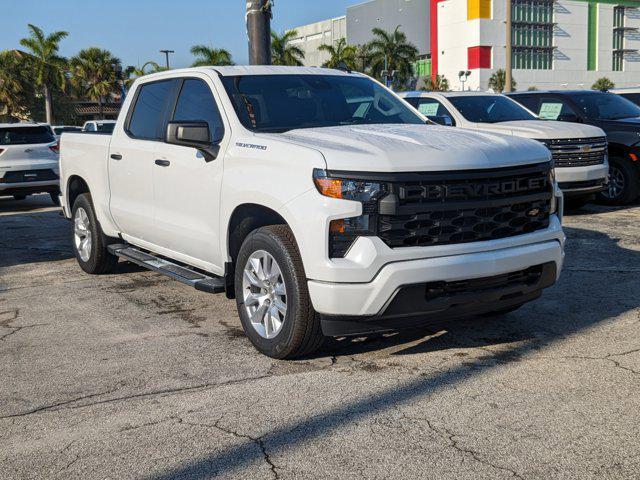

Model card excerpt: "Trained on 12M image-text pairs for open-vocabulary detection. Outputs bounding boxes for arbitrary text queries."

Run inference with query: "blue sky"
[1,0,363,68]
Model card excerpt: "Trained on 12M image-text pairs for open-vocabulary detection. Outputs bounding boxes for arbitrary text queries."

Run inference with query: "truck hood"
[468,120,605,140]
[257,124,550,172]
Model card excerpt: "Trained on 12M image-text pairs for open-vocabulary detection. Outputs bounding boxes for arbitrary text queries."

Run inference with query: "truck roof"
[401,91,502,98]
[140,66,360,81]
[507,90,607,96]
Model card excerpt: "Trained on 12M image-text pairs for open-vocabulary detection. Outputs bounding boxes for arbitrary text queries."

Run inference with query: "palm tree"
[190,45,234,67]
[19,24,69,124]
[271,30,305,66]
[124,61,162,88]
[368,26,418,88]
[318,38,357,70]
[422,74,450,92]
[592,77,615,92]
[0,50,33,121]
[488,69,517,93]
[70,48,121,119]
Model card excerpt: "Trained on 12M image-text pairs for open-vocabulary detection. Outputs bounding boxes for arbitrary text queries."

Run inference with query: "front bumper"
[555,163,608,196]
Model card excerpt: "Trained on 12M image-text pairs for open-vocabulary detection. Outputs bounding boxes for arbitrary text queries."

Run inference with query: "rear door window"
[128,80,177,140]
[172,79,225,142]
[0,126,55,145]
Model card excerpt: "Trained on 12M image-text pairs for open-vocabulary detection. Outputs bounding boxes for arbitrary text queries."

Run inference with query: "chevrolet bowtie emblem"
[526,208,541,217]
[580,145,592,153]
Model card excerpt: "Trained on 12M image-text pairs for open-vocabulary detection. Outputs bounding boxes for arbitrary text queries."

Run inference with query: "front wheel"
[234,225,323,359]
[597,158,639,206]
[72,193,118,274]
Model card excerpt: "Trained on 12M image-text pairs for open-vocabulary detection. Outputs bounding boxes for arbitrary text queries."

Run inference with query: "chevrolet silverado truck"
[401,91,609,209]
[59,67,565,359]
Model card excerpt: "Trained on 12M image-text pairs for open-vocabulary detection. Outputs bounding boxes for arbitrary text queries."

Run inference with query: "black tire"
[597,157,639,206]
[13,195,27,201]
[71,193,119,274]
[564,195,592,211]
[234,225,323,359]
[50,192,61,206]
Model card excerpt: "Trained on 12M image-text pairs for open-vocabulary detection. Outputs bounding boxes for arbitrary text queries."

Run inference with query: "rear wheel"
[234,225,323,359]
[12,195,27,201]
[597,158,639,205]
[72,193,118,274]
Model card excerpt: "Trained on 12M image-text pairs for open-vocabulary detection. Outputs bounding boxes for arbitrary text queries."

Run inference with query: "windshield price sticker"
[418,103,440,116]
[539,103,563,120]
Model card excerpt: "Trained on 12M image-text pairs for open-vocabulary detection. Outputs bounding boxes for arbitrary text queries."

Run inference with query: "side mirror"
[428,115,453,127]
[166,121,220,162]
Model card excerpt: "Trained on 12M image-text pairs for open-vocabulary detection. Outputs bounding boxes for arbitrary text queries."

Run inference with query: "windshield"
[447,95,537,123]
[0,126,55,145]
[572,92,640,120]
[220,74,425,133]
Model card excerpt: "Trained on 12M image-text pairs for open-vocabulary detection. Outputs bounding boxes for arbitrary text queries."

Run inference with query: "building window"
[468,46,492,69]
[613,6,625,71]
[511,0,555,70]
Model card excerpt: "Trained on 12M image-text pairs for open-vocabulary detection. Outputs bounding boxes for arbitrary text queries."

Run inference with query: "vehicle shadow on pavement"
[151,226,640,480]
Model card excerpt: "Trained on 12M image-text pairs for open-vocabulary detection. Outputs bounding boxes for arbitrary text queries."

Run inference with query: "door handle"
[110,154,122,160]
[155,159,171,167]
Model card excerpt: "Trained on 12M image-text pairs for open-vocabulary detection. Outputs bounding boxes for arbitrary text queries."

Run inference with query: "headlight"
[313,169,384,258]
[313,169,383,202]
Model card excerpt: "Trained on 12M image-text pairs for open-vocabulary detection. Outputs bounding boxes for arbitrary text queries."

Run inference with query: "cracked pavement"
[0,195,639,479]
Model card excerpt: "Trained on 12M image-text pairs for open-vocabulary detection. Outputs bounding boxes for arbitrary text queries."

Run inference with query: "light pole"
[159,49,175,69]
[458,70,471,91]
[505,0,513,93]
[247,0,272,65]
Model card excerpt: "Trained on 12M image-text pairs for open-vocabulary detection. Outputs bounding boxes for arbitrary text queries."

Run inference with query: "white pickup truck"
[60,66,565,359]
[401,91,609,209]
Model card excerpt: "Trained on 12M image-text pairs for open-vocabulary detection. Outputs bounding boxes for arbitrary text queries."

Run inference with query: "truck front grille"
[327,163,554,258]
[378,198,550,248]
[546,137,607,168]
[1,169,58,184]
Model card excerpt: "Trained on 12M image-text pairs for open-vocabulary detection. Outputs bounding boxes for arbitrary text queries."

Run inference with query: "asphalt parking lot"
[1,195,639,480]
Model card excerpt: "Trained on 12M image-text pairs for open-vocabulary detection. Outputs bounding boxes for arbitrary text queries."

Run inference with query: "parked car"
[59,67,565,359]
[82,120,116,133]
[53,125,83,139]
[0,123,61,204]
[508,90,640,205]
[610,87,640,107]
[401,91,608,209]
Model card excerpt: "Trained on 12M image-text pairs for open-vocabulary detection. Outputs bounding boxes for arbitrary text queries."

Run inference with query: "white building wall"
[288,17,347,67]
[436,0,640,91]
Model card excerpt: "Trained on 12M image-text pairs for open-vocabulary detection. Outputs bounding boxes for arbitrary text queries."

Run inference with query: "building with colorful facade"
[291,0,640,91]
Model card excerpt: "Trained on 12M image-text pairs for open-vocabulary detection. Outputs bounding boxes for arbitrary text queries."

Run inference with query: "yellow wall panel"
[468,0,491,20]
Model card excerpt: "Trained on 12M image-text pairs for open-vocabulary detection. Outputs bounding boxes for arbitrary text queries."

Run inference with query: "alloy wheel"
[242,250,287,339]
[602,165,625,200]
[74,207,92,262]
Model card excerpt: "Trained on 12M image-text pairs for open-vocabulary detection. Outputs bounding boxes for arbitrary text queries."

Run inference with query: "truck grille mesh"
[378,199,550,248]
[546,137,607,168]
[376,163,553,250]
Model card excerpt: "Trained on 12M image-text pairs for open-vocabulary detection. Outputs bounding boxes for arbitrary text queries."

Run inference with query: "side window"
[537,96,579,121]
[173,79,225,142]
[412,98,456,126]
[128,80,176,140]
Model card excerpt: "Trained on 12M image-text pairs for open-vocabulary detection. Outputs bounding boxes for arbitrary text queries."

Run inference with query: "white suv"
[401,91,609,209]
[0,123,60,204]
